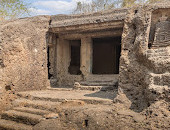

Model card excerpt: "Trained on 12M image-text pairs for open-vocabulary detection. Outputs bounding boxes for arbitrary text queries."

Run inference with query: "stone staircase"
[78,81,118,91]
[147,47,170,58]
[0,97,60,130]
[0,88,115,130]
[148,73,170,95]
[147,47,170,72]
[75,75,119,91]
[0,92,62,130]
[151,73,170,86]
[146,47,170,97]
[0,107,48,130]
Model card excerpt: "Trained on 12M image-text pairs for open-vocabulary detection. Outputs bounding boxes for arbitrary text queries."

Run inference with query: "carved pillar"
[81,37,93,79]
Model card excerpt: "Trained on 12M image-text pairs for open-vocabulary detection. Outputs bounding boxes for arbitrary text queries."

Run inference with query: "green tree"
[0,0,30,21]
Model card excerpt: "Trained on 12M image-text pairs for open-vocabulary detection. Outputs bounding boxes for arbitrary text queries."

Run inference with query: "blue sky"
[27,0,92,16]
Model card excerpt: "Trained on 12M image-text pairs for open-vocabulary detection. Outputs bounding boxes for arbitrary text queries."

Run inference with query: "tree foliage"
[0,0,29,21]
[73,0,162,14]
[73,0,115,14]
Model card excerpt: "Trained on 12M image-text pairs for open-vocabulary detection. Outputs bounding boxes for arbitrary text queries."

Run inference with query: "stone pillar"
[80,37,93,79]
[48,33,57,79]
[53,37,57,78]
[56,38,63,81]
[62,39,70,75]
[56,38,70,86]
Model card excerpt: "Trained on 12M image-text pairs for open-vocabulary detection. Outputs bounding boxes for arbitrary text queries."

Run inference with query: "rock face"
[0,2,169,115]
[118,4,170,112]
[0,16,50,112]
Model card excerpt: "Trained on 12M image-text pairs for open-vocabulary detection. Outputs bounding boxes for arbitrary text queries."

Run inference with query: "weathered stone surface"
[43,113,59,119]
[149,8,170,48]
[50,8,127,28]
[0,2,169,127]
[153,21,170,47]
[0,16,50,91]
[0,16,50,112]
[117,2,170,112]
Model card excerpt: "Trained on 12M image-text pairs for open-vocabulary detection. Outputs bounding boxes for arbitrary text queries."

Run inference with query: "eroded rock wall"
[117,4,170,112]
[0,16,50,112]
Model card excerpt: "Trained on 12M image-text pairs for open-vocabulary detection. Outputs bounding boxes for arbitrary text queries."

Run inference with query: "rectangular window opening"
[92,37,121,74]
[68,40,81,75]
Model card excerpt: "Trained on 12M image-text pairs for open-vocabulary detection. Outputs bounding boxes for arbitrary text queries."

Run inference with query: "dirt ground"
[33,100,170,130]
[0,89,169,130]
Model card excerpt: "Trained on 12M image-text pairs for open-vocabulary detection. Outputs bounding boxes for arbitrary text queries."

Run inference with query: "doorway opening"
[92,37,121,74]
[47,46,53,79]
[68,40,81,75]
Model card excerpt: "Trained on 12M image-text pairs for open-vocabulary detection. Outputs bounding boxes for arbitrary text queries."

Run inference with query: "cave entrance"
[68,40,81,75]
[92,37,121,74]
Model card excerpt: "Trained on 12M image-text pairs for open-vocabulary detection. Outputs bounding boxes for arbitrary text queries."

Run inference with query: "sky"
[28,0,92,16]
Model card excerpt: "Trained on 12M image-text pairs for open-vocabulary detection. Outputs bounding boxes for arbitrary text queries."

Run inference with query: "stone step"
[150,73,170,86]
[147,49,169,56]
[147,54,170,57]
[152,44,170,48]
[77,80,118,91]
[13,107,51,116]
[85,75,118,82]
[82,80,116,83]
[13,98,61,111]
[16,95,112,106]
[147,48,169,53]
[0,119,32,130]
[75,85,117,91]
[147,50,169,53]
[47,88,73,91]
[149,85,169,95]
[148,56,170,61]
[1,110,43,125]
[80,81,116,86]
[17,90,114,106]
